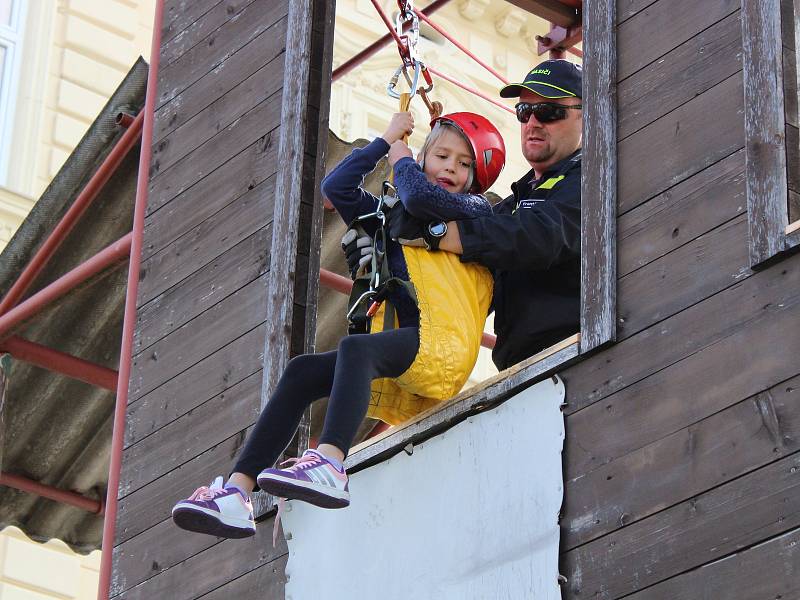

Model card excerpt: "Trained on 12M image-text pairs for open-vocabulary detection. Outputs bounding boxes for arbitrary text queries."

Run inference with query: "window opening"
[0,0,25,185]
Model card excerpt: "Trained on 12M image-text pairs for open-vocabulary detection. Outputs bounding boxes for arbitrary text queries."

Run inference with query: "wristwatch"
[426,221,447,250]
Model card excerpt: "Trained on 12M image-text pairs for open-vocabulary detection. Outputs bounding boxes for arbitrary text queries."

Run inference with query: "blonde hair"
[418,121,475,193]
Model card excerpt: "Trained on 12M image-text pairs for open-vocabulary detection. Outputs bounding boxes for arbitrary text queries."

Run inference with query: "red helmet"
[431,112,506,193]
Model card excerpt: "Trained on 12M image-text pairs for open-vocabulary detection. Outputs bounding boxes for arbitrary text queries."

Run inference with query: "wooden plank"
[580,0,616,353]
[503,0,579,27]
[616,0,656,24]
[142,139,277,250]
[618,12,742,140]
[121,371,261,496]
[565,295,800,482]
[135,226,271,354]
[562,451,800,599]
[563,379,800,550]
[346,338,580,473]
[562,252,800,414]
[788,218,800,234]
[618,215,749,338]
[618,149,745,276]
[152,41,285,175]
[154,18,288,144]
[617,0,738,81]
[129,276,268,403]
[114,524,286,600]
[618,73,744,215]
[787,123,799,193]
[259,0,314,410]
[784,46,798,128]
[155,0,288,109]
[784,0,796,51]
[790,190,800,224]
[742,0,789,267]
[126,323,265,440]
[161,0,259,67]
[138,182,274,306]
[622,527,800,600]
[198,556,287,599]
[161,0,221,46]
[149,90,282,193]
[116,428,252,544]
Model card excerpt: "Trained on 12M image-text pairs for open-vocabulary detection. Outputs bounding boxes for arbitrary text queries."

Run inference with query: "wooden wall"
[559,1,800,597]
[110,1,333,598]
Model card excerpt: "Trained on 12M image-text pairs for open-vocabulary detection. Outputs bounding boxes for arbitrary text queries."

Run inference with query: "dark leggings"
[232,327,419,479]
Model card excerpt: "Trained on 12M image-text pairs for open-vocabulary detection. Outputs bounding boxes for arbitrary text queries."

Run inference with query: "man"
[344,59,583,371]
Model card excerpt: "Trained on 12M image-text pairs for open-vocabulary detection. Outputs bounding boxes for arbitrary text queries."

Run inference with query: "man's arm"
[439,225,463,254]
[454,167,581,271]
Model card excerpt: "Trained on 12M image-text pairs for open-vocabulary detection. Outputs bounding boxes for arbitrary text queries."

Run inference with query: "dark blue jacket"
[321,137,492,327]
[457,150,581,369]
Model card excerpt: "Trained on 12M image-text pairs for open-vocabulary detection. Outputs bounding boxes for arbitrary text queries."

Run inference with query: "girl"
[172,111,505,539]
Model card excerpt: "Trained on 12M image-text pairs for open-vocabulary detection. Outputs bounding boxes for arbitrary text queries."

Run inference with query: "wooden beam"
[346,335,580,473]
[742,0,789,267]
[504,0,580,28]
[580,0,616,353]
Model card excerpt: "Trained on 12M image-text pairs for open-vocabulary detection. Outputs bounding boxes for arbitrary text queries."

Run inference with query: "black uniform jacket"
[456,150,581,370]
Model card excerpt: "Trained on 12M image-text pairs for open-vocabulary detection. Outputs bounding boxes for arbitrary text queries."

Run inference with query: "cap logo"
[530,68,551,75]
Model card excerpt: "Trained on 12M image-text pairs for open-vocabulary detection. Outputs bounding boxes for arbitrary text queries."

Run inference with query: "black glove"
[341,226,374,279]
[386,205,443,250]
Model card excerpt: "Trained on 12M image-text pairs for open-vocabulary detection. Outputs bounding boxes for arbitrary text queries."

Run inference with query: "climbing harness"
[346,182,418,335]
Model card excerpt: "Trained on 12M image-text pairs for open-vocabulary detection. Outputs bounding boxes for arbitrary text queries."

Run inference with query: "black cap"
[500,59,582,99]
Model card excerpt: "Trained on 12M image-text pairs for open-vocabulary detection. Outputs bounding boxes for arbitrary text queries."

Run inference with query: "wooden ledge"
[786,220,800,236]
[345,333,581,474]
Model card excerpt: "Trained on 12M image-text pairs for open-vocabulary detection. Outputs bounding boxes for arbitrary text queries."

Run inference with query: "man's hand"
[388,140,414,166]
[386,206,439,250]
[341,227,374,279]
[382,112,414,145]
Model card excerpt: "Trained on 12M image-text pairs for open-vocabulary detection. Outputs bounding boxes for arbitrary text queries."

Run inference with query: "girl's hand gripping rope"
[388,140,413,166]
[382,111,414,144]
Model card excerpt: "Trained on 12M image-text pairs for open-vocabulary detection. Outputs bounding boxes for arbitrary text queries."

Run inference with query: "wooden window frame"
[741,0,800,267]
[580,0,617,353]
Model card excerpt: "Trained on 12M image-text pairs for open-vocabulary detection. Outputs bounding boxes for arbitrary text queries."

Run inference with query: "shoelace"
[188,485,226,502]
[280,453,322,472]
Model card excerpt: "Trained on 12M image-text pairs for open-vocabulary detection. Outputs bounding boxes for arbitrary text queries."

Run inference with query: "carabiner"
[387,62,421,99]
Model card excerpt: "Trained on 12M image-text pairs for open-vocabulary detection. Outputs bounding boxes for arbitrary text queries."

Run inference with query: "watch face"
[428,221,447,237]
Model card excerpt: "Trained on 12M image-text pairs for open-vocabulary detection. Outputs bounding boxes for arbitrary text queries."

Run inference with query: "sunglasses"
[515,102,582,124]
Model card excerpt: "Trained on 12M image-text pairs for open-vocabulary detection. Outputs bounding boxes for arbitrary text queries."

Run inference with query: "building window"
[0,0,25,185]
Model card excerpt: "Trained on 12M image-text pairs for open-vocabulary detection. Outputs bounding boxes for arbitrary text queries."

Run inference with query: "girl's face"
[421,128,474,193]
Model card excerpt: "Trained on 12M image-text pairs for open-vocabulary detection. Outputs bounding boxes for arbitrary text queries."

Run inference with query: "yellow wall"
[0,527,99,600]
[0,0,155,251]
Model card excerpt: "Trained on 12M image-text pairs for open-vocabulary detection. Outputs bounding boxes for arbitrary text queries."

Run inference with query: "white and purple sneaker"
[257,449,350,509]
[172,476,256,538]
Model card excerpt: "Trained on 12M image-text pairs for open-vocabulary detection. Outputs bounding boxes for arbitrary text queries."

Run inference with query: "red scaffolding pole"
[96,0,163,594]
[0,336,118,391]
[0,472,104,515]
[0,114,143,317]
[0,233,132,342]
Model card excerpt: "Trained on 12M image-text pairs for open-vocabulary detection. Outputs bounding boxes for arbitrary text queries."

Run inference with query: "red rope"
[416,11,508,85]
[427,66,514,115]
[370,0,407,59]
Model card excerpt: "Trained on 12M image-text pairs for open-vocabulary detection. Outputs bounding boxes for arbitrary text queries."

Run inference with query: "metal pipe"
[0,233,132,342]
[97,0,164,595]
[115,112,136,128]
[0,113,143,317]
[416,11,508,85]
[332,0,452,82]
[426,66,515,114]
[0,336,118,391]
[0,472,104,514]
[318,268,497,348]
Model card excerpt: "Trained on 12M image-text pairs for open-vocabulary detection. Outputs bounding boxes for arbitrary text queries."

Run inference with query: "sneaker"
[257,449,350,509]
[172,476,256,538]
